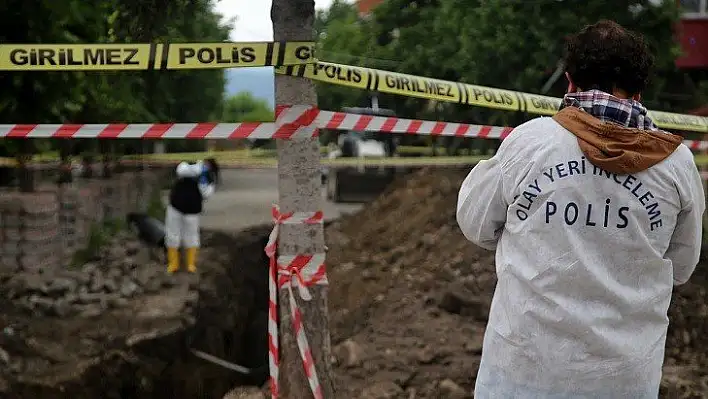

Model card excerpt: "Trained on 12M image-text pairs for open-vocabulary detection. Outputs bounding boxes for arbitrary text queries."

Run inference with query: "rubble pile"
[323,167,708,398]
[0,228,270,399]
[4,233,187,318]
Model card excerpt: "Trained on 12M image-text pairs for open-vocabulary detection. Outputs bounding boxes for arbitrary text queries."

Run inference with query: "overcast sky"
[216,1,346,105]
[214,0,340,41]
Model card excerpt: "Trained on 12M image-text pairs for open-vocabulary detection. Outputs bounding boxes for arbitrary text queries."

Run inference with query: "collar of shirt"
[561,89,658,131]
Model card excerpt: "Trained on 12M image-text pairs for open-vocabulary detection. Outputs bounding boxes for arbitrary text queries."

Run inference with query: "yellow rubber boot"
[186,247,198,273]
[167,247,180,274]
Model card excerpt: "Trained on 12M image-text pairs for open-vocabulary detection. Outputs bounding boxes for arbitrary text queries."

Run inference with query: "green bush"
[70,217,128,267]
[147,187,166,222]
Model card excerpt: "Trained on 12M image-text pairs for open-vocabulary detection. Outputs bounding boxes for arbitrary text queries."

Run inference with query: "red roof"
[357,0,384,15]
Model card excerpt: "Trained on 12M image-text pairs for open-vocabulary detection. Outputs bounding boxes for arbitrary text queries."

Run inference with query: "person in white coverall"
[165,160,216,273]
[456,20,705,398]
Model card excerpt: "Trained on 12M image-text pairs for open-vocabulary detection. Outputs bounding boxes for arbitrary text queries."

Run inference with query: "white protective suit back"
[457,110,704,398]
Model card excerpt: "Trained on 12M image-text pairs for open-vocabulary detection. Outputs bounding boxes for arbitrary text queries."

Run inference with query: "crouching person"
[165,160,217,273]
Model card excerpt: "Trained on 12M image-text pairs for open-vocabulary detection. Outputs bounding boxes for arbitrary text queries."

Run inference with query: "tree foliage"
[315,0,698,129]
[222,92,274,123]
[0,0,232,160]
[221,91,275,149]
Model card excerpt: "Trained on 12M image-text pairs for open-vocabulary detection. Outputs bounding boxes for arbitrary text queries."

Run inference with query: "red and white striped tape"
[0,105,318,140]
[315,109,514,139]
[1,105,707,150]
[265,205,326,399]
[276,253,327,398]
[0,106,511,139]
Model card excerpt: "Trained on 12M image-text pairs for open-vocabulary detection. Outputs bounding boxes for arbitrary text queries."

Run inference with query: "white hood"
[176,161,202,178]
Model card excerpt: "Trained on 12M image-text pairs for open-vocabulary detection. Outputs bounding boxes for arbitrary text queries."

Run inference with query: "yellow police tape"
[0,41,703,132]
[0,42,315,71]
[276,62,708,133]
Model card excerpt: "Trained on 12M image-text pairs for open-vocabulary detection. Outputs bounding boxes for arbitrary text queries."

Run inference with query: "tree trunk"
[16,140,35,193]
[139,141,148,171]
[100,140,112,179]
[57,140,73,185]
[272,0,336,397]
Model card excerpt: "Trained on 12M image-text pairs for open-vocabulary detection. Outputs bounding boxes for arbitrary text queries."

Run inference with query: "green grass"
[695,155,708,165]
[123,148,283,161]
[123,154,489,167]
[324,155,488,166]
[132,151,708,167]
[71,218,125,267]
[146,188,166,222]
[126,151,708,167]
[4,148,708,166]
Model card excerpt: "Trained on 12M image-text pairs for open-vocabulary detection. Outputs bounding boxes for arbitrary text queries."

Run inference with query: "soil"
[0,167,706,399]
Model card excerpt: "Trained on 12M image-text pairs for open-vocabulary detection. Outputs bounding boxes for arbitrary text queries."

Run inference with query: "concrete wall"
[0,169,166,274]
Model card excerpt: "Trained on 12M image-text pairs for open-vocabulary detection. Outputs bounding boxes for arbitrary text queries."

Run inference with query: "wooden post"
[16,140,35,193]
[57,140,73,185]
[272,0,336,397]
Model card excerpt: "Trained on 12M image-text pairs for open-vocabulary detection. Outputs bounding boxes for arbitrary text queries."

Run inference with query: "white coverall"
[457,113,704,398]
[165,161,215,249]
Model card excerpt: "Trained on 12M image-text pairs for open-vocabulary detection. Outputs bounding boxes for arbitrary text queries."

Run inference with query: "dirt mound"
[323,168,708,398]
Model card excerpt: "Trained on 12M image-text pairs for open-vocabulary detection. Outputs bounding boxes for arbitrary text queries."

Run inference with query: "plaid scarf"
[560,89,658,131]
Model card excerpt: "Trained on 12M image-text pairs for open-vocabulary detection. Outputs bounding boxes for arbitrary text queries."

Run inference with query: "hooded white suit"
[164,161,215,272]
[457,106,704,398]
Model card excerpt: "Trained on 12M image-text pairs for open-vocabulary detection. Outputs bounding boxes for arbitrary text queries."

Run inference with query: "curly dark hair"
[563,20,654,96]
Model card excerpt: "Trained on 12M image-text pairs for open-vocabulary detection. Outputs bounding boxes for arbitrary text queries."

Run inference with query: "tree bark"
[100,140,112,179]
[57,140,73,185]
[16,140,35,193]
[272,0,336,397]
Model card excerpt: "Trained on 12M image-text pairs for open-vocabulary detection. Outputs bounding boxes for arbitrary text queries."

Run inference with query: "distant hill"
[225,67,274,107]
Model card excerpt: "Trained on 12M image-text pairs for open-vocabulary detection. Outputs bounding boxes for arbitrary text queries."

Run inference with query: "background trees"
[0,0,703,160]
[220,91,275,150]
[0,0,231,160]
[315,0,699,123]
